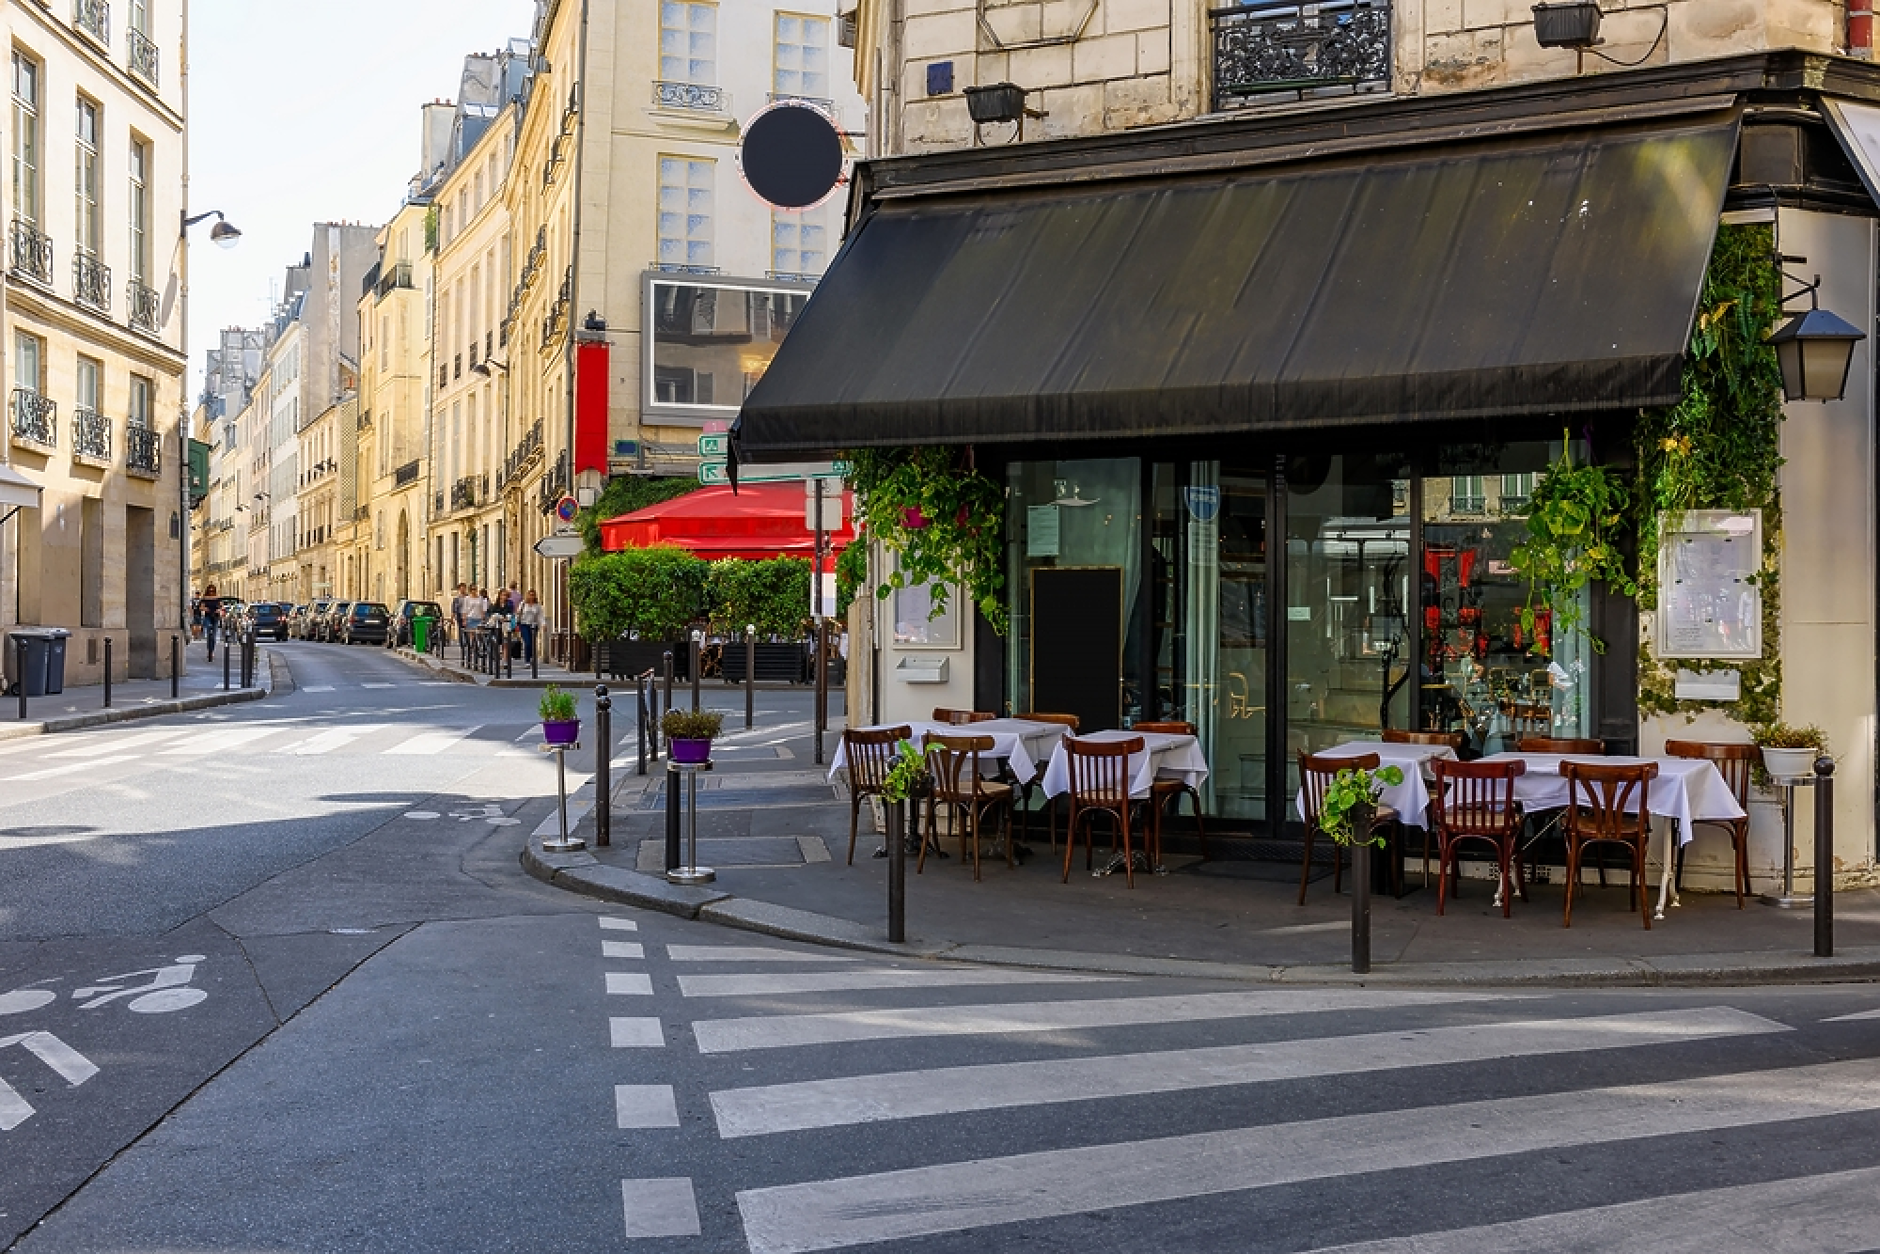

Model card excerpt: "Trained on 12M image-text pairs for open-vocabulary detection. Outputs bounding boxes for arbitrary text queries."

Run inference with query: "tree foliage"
[567,546,709,641]
[847,448,1006,634]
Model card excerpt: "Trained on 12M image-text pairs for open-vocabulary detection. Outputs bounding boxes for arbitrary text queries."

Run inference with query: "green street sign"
[698,434,728,457]
[698,460,729,485]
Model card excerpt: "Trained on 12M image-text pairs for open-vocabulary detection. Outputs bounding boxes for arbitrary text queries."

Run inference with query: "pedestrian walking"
[518,589,543,665]
[462,587,489,665]
[450,582,468,659]
[201,584,222,661]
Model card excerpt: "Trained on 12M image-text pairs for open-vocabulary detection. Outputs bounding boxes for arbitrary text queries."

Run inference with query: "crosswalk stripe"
[735,1058,1880,1254]
[301,685,335,693]
[360,682,395,689]
[383,726,483,755]
[622,1178,701,1238]
[602,941,644,960]
[710,1006,1788,1139]
[666,945,861,964]
[679,968,1114,999]
[607,973,654,996]
[611,1017,665,1048]
[616,1085,680,1129]
[692,987,1514,1054]
[1312,1164,1880,1253]
[598,917,638,931]
[279,725,390,756]
[1823,1008,1880,1022]
[159,727,281,755]
[46,729,190,757]
[4,754,139,781]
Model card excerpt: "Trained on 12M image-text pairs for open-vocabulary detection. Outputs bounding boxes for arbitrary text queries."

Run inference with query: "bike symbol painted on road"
[74,954,209,1013]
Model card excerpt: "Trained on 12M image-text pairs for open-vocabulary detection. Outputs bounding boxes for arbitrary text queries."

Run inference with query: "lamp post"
[178,208,242,681]
[1769,259,1866,403]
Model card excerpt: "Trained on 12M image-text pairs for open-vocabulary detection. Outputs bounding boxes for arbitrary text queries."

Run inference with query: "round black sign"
[740,102,844,210]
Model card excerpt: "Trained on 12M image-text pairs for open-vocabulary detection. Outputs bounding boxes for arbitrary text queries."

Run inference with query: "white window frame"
[660,1,717,85]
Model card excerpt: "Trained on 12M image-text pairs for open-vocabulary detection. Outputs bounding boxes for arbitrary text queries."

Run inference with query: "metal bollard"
[1352,837,1372,975]
[103,637,112,708]
[15,636,25,720]
[223,640,231,690]
[665,760,682,872]
[662,651,674,757]
[887,796,908,943]
[744,624,755,730]
[636,673,649,776]
[814,618,828,767]
[690,629,702,712]
[1816,755,1836,958]
[170,635,179,699]
[594,684,612,848]
[530,629,539,680]
[505,629,514,679]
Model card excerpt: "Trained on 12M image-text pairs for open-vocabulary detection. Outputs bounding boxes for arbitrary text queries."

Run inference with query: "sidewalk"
[522,720,1880,988]
[0,645,283,740]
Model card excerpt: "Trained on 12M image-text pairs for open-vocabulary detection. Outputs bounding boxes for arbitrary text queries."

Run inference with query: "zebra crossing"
[0,720,538,779]
[595,910,1880,1253]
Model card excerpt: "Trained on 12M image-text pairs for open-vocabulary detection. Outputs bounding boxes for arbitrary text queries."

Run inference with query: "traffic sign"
[534,531,585,560]
[698,461,729,486]
[555,495,580,523]
[696,459,853,487]
[698,434,728,457]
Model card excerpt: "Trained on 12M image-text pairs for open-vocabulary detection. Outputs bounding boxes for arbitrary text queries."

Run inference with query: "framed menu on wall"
[1656,510,1762,660]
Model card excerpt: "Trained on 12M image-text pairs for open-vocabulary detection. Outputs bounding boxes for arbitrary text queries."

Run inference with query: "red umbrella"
[598,482,855,560]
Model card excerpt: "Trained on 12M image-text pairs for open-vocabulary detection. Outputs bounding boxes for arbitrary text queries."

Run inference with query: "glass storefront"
[1004,437,1606,836]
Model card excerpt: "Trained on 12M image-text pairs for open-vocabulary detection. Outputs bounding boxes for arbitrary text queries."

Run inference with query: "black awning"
[733,113,1737,458]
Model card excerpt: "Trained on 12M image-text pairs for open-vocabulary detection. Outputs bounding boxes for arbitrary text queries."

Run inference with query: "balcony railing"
[128,279,161,333]
[450,475,482,512]
[394,459,421,486]
[73,251,111,313]
[1210,0,1391,109]
[73,0,109,44]
[10,219,53,286]
[72,408,110,461]
[126,26,159,86]
[125,424,160,476]
[11,389,55,449]
[654,81,727,112]
[375,261,413,300]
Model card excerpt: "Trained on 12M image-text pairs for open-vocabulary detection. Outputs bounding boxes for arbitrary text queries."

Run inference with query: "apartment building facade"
[0,0,188,684]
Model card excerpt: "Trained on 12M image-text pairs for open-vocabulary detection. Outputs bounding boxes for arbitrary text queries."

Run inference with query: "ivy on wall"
[846,448,1007,634]
[1634,223,1787,727]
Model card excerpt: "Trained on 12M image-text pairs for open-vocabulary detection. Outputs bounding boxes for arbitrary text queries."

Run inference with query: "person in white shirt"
[517,589,545,664]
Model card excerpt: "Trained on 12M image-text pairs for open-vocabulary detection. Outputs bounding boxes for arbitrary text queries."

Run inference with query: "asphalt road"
[7,645,1880,1251]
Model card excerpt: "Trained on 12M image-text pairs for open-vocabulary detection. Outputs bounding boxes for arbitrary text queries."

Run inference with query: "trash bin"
[412,615,433,654]
[8,628,57,698]
[42,628,69,694]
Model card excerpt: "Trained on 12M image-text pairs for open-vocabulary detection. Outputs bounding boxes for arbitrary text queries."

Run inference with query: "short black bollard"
[665,760,682,872]
[744,625,755,730]
[223,640,231,690]
[690,630,702,712]
[636,674,649,776]
[1816,755,1836,958]
[662,651,675,757]
[16,636,26,720]
[505,630,514,680]
[887,797,908,943]
[1352,838,1372,975]
[594,684,612,848]
[814,619,828,767]
[103,637,112,708]
[170,635,180,699]
[530,630,539,680]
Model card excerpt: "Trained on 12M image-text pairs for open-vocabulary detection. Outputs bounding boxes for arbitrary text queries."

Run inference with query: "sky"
[185,0,537,395]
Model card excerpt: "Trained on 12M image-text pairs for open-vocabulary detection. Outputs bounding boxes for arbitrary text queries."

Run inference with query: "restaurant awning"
[598,482,855,561]
[733,112,1738,458]
[0,464,40,512]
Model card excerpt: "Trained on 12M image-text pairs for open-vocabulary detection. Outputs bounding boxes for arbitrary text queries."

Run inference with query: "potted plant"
[878,738,934,851]
[1318,763,1405,848]
[661,708,724,764]
[539,685,580,746]
[1753,722,1828,781]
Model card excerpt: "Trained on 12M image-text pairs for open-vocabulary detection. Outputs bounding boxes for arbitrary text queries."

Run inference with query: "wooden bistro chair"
[840,725,911,866]
[932,708,995,725]
[1015,711,1081,850]
[1133,720,1208,861]
[1062,735,1150,889]
[1561,760,1661,930]
[1382,729,1465,885]
[1665,740,1758,908]
[1296,751,1402,905]
[920,733,1015,881]
[1430,758,1529,918]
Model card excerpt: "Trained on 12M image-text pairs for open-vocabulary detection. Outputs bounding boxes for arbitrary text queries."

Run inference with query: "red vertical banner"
[574,339,610,476]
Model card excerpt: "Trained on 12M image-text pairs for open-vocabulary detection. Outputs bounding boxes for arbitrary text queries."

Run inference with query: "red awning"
[598,482,855,561]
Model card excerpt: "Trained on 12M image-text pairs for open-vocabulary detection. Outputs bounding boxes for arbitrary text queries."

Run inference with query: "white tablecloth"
[1474,753,1745,843]
[827,719,1071,785]
[1294,740,1458,825]
[1037,729,1210,800]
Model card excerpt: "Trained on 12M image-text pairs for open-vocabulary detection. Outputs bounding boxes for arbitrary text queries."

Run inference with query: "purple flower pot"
[670,736,712,764]
[542,719,580,746]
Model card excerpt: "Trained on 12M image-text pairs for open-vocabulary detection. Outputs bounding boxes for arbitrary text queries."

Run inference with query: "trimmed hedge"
[569,548,819,642]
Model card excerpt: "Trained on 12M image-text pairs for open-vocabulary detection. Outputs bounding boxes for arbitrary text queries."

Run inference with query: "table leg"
[1654,818,1678,921]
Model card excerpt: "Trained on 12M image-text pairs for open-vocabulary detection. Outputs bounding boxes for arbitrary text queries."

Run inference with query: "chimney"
[1853,0,1874,59]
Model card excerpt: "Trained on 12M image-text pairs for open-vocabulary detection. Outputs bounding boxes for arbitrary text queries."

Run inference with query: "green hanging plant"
[1507,435,1636,654]
[1317,764,1404,848]
[846,447,1007,635]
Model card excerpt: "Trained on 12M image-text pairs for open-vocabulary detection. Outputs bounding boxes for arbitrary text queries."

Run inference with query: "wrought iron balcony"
[394,459,421,486]
[127,26,159,86]
[1210,0,1391,108]
[450,475,482,512]
[128,279,161,333]
[10,220,53,286]
[767,91,834,111]
[73,0,109,44]
[71,408,110,461]
[11,389,55,449]
[653,81,727,112]
[125,424,161,476]
[375,261,413,300]
[73,251,111,313]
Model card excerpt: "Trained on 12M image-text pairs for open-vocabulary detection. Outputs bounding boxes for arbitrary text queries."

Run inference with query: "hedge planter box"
[543,719,581,747]
[719,641,812,684]
[596,638,690,682]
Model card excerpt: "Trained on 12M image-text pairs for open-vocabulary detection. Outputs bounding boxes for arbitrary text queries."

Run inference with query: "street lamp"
[1766,276,1865,403]
[181,209,242,249]
[471,357,508,378]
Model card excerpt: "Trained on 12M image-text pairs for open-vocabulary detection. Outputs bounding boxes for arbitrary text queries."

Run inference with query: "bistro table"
[827,717,1072,786]
[1475,752,1746,920]
[1295,740,1458,828]
[1037,729,1210,877]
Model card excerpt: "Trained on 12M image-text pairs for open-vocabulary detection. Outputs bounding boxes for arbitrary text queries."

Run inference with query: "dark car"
[339,601,391,645]
[316,602,350,643]
[246,602,288,641]
[386,600,445,649]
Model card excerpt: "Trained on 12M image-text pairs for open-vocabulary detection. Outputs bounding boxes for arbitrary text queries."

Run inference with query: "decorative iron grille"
[73,252,111,313]
[125,424,160,475]
[10,220,53,285]
[127,26,159,86]
[72,408,110,460]
[451,476,481,511]
[73,0,109,44]
[128,279,161,332]
[1211,0,1391,108]
[11,390,55,448]
[394,459,421,486]
[653,81,727,112]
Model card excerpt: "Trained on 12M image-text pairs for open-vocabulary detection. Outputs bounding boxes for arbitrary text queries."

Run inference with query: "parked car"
[246,602,289,641]
[339,601,391,645]
[386,600,445,649]
[284,604,309,639]
[298,598,332,640]
[316,602,350,643]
